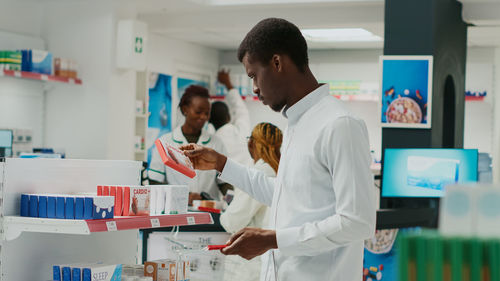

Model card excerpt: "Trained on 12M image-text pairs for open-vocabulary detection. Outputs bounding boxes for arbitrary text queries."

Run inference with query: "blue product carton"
[92,196,114,219]
[38,195,48,218]
[29,195,38,217]
[62,266,71,281]
[72,267,81,281]
[21,49,31,72]
[20,194,29,217]
[75,197,85,219]
[65,197,75,219]
[47,196,56,218]
[56,197,65,219]
[30,49,52,74]
[84,197,93,220]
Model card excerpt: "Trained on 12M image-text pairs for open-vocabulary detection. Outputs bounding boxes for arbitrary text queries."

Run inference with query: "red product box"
[103,186,110,196]
[155,139,196,178]
[97,186,103,196]
[123,187,130,216]
[115,186,123,216]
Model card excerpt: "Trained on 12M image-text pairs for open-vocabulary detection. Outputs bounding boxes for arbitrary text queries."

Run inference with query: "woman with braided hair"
[221,122,282,281]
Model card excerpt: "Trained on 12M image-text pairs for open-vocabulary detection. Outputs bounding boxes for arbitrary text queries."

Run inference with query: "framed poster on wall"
[380,56,433,129]
[147,72,172,165]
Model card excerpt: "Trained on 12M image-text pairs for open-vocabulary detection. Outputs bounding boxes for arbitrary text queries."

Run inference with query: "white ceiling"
[135,0,500,50]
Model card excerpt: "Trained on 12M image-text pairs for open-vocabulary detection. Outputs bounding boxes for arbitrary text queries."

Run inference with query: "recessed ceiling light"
[301,28,382,42]
[191,0,377,5]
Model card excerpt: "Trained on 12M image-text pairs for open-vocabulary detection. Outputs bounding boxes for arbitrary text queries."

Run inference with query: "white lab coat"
[149,126,227,200]
[219,84,377,281]
[214,88,253,166]
[221,159,275,281]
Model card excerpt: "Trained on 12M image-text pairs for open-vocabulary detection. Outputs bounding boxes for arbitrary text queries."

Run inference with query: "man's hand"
[218,70,233,90]
[221,228,278,260]
[180,144,227,172]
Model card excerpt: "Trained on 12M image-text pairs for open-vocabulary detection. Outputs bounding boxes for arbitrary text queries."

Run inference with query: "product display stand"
[0,158,213,280]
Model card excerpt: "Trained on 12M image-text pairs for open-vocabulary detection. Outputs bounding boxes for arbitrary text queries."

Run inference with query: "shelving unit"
[0,69,82,85]
[135,71,148,162]
[3,213,213,241]
[0,158,215,280]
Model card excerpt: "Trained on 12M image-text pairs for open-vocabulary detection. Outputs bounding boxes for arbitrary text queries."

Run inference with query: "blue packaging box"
[38,195,48,218]
[56,197,65,219]
[62,266,71,281]
[31,50,53,75]
[84,197,93,220]
[29,195,38,217]
[72,267,81,281]
[65,197,75,219]
[53,265,61,281]
[20,194,29,217]
[92,196,114,219]
[75,197,84,220]
[47,196,56,218]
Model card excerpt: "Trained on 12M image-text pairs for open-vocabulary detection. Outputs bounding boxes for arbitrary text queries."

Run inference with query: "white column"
[492,47,500,182]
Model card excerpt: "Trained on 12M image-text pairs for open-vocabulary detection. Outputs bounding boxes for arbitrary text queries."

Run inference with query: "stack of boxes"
[20,194,114,220]
[97,185,188,217]
[0,49,79,78]
[53,263,123,281]
[398,230,500,281]
[144,260,190,281]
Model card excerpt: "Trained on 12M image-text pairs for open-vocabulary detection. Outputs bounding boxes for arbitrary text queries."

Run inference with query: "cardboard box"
[155,139,196,178]
[129,186,150,216]
[144,260,176,281]
[81,264,122,281]
[164,185,189,215]
[92,196,115,219]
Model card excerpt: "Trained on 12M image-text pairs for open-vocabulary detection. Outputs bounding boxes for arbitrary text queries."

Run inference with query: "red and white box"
[155,139,196,178]
[129,186,150,216]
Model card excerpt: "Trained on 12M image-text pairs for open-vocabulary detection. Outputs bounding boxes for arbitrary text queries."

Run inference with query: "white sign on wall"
[116,20,148,71]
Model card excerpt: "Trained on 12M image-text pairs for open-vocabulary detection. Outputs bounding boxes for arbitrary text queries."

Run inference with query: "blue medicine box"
[38,195,48,218]
[75,197,84,220]
[20,194,29,217]
[29,195,38,217]
[56,197,65,219]
[47,196,56,218]
[65,197,75,219]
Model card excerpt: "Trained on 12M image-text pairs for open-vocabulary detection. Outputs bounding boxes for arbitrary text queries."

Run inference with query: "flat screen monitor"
[0,129,13,157]
[382,148,478,198]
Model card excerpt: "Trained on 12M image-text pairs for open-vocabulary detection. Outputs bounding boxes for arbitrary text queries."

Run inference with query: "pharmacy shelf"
[3,212,213,241]
[0,70,82,85]
[210,95,260,101]
[465,96,485,101]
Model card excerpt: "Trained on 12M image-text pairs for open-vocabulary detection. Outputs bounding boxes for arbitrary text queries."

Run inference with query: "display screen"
[382,148,478,198]
[0,130,13,148]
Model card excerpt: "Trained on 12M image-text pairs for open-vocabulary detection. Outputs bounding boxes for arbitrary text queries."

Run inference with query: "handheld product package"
[155,139,196,178]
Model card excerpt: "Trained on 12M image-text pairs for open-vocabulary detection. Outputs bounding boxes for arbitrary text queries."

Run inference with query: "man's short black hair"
[209,101,230,130]
[237,18,309,72]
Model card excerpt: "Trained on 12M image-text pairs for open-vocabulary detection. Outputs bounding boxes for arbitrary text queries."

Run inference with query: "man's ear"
[271,54,283,73]
[181,105,187,116]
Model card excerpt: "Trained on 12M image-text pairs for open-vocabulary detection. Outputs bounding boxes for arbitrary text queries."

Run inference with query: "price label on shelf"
[14,71,21,78]
[41,75,49,81]
[150,218,160,228]
[106,221,118,231]
[187,216,196,225]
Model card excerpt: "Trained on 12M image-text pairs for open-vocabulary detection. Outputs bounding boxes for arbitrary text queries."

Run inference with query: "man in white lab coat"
[209,70,253,166]
[181,18,376,281]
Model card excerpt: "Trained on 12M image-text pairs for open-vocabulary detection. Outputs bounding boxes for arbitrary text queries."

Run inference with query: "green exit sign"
[135,37,143,53]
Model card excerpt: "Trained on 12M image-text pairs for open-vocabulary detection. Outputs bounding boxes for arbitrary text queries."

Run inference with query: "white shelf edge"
[3,216,90,241]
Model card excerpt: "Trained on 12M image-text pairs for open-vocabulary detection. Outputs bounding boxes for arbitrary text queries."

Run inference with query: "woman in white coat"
[149,85,227,202]
[221,122,283,281]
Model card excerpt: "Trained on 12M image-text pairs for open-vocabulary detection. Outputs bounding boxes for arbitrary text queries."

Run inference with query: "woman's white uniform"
[148,126,227,200]
[221,158,276,281]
